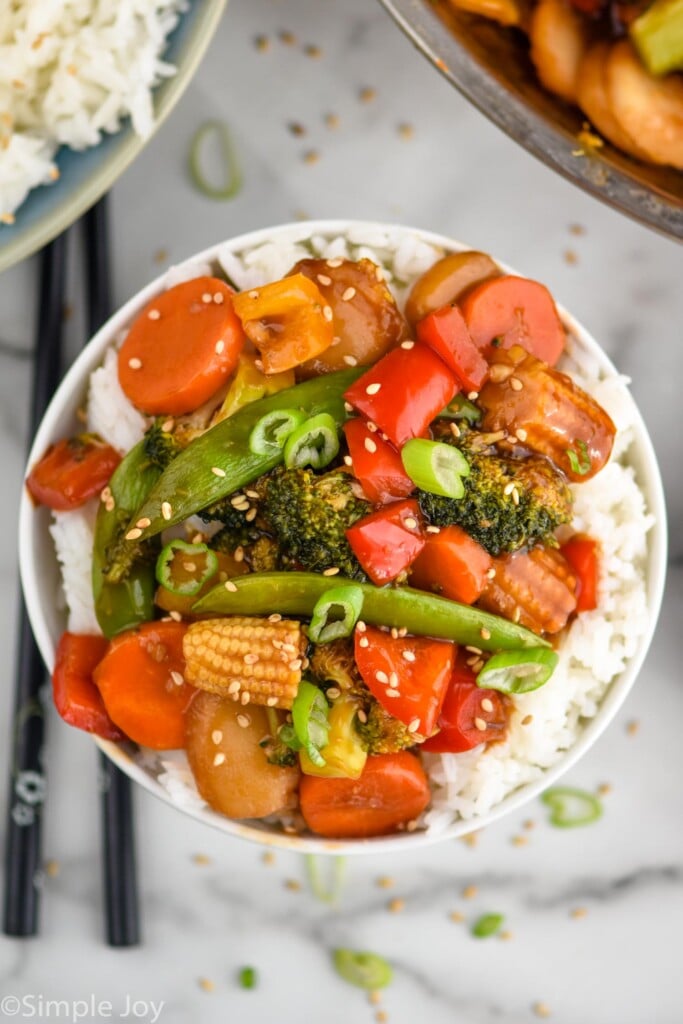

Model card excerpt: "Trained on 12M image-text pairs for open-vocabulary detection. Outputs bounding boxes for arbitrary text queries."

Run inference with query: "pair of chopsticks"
[3,198,140,946]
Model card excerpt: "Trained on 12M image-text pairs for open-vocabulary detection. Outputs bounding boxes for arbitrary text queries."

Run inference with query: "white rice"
[0,0,187,221]
[48,229,653,830]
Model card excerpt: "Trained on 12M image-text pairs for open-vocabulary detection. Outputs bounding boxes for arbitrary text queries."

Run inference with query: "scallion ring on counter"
[541,787,603,828]
[189,120,242,201]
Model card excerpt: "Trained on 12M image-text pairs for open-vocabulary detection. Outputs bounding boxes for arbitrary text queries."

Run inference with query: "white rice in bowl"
[45,225,656,836]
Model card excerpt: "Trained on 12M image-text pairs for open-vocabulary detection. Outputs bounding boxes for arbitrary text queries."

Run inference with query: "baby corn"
[183,617,306,709]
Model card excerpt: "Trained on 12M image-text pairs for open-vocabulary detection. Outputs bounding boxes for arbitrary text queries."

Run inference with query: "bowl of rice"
[19,220,667,853]
[0,0,227,273]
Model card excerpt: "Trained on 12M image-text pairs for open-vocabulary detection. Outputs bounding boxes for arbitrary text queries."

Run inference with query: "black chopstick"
[82,197,141,948]
[3,232,68,938]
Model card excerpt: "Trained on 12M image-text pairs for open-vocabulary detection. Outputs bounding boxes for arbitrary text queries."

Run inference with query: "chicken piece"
[478,546,578,635]
[530,0,589,104]
[577,43,652,160]
[478,345,616,482]
[606,40,683,170]
[446,0,526,27]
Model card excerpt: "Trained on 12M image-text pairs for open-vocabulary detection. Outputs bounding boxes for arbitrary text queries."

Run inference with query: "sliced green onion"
[332,949,393,990]
[566,439,591,476]
[238,966,258,989]
[401,438,470,499]
[541,787,603,828]
[308,585,364,644]
[291,680,330,767]
[439,394,481,424]
[284,412,340,470]
[249,407,306,456]
[155,539,218,596]
[305,854,347,904]
[471,913,505,938]
[189,120,242,200]
[476,647,558,694]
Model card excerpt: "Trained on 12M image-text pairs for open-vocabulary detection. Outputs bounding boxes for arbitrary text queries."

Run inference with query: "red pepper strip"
[416,305,489,391]
[343,342,459,447]
[346,498,426,585]
[410,525,492,605]
[27,435,121,511]
[52,632,125,741]
[421,654,509,752]
[560,535,599,612]
[343,419,414,505]
[354,624,455,737]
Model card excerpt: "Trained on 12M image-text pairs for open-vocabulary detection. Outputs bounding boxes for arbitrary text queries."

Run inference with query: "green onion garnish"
[291,680,331,767]
[238,966,258,989]
[439,394,481,424]
[305,854,347,905]
[155,538,218,597]
[541,787,603,828]
[308,585,364,644]
[401,438,470,498]
[284,412,340,470]
[471,913,505,938]
[189,120,242,200]
[332,949,393,990]
[249,407,306,456]
[566,440,591,475]
[476,647,559,694]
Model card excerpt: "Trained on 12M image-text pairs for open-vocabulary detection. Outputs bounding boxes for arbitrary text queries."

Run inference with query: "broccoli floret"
[310,639,360,692]
[354,699,414,756]
[261,467,371,580]
[418,437,572,556]
[142,420,182,470]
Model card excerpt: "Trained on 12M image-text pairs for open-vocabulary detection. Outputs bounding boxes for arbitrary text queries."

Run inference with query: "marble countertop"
[1,1,682,1022]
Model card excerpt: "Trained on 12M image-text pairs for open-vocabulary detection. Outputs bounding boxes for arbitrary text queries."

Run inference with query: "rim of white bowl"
[19,220,668,855]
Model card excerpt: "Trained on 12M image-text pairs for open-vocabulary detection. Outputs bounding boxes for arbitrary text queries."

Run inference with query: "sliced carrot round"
[461,276,565,366]
[93,620,194,749]
[118,277,245,415]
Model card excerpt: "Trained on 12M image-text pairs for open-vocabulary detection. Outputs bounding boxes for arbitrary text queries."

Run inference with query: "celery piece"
[631,0,683,76]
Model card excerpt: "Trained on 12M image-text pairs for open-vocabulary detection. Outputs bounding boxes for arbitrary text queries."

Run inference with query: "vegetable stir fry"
[29,247,617,840]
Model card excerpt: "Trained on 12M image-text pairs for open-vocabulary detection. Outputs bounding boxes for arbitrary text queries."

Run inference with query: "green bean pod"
[193,572,549,651]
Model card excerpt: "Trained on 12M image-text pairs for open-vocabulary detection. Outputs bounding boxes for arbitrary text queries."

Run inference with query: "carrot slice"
[410,525,492,605]
[118,277,245,415]
[461,276,566,366]
[93,620,194,749]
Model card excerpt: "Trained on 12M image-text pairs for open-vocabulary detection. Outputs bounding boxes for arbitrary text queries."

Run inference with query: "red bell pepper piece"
[421,655,509,753]
[560,535,599,612]
[416,305,489,391]
[27,436,121,511]
[410,525,493,605]
[460,276,566,366]
[346,498,426,584]
[52,632,125,741]
[354,625,455,737]
[343,342,459,447]
[343,418,414,505]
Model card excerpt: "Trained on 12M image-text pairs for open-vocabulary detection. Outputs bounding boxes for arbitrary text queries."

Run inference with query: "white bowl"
[19,221,668,854]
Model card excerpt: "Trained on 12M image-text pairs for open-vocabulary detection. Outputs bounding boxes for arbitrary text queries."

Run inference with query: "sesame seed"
[327,686,341,699]
[481,698,494,713]
[388,898,405,913]
[169,610,182,622]
[254,359,264,371]
[228,680,241,695]
[343,354,358,366]
[161,501,173,521]
[342,287,356,301]
[359,636,369,648]
[266,696,278,707]
[147,309,161,321]
[359,86,376,103]
[486,567,496,579]
[626,720,640,736]
[356,620,367,632]
[425,525,441,535]
[213,292,224,304]
[390,627,399,639]
[240,691,251,706]
[516,428,528,441]
[243,653,259,665]
[400,339,415,350]
[375,670,389,684]
[161,418,174,432]
[503,481,515,496]
[449,422,461,439]
[202,293,212,304]
[127,357,142,370]
[449,910,465,923]
[211,730,223,744]
[489,363,513,383]
[192,853,211,866]
[389,672,399,687]
[125,527,142,541]
[521,714,533,725]
[404,517,418,530]
[327,258,343,268]
[462,884,478,900]
[474,717,487,732]
[533,1002,552,1018]
[234,546,245,563]
[465,645,482,654]
[357,709,368,723]
[385,688,400,698]
[511,835,528,847]
[376,876,395,889]
[324,113,340,129]
[375,1011,388,1023]
[285,879,302,892]
[398,122,414,140]
[198,978,215,993]
[323,567,340,576]
[44,859,60,878]
[499,929,514,941]
[480,628,491,640]
[322,305,333,322]
[571,907,588,919]
[100,487,112,502]
[364,437,377,453]
[408,718,421,733]
[365,382,382,395]
[397,627,408,637]
[170,670,185,687]
[513,607,521,623]
[215,339,225,354]
[597,782,612,796]
[511,487,520,506]
[303,149,320,165]
[289,658,303,671]
[248,290,260,299]
[510,377,524,391]
[467,391,479,401]
[224,580,238,592]
[230,494,246,507]
[237,714,251,729]
[135,517,151,529]
[213,753,226,767]
[268,613,282,623]
[402,650,416,662]
[211,466,226,477]
[343,455,353,466]
[344,401,354,413]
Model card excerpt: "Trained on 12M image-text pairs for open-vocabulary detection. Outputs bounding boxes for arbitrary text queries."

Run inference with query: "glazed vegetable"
[410,524,493,605]
[401,438,470,499]
[214,351,295,422]
[27,434,121,511]
[183,616,306,709]
[283,412,340,470]
[461,276,566,366]
[353,695,414,755]
[126,368,362,539]
[404,250,499,328]
[92,620,194,749]
[155,539,219,597]
[560,535,599,612]
[332,949,393,989]
[630,0,683,76]
[476,647,559,693]
[343,418,414,504]
[416,304,489,391]
[541,786,603,827]
[354,625,455,737]
[261,467,370,579]
[577,43,649,161]
[185,692,300,819]
[118,277,244,415]
[299,751,431,838]
[344,342,458,447]
[308,584,364,643]
[231,273,334,373]
[155,550,249,616]
[299,698,368,779]
[194,572,550,651]
[52,632,123,740]
[530,0,588,104]
[249,408,305,456]
[479,546,578,635]
[421,659,509,753]
[291,257,408,377]
[345,499,426,584]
